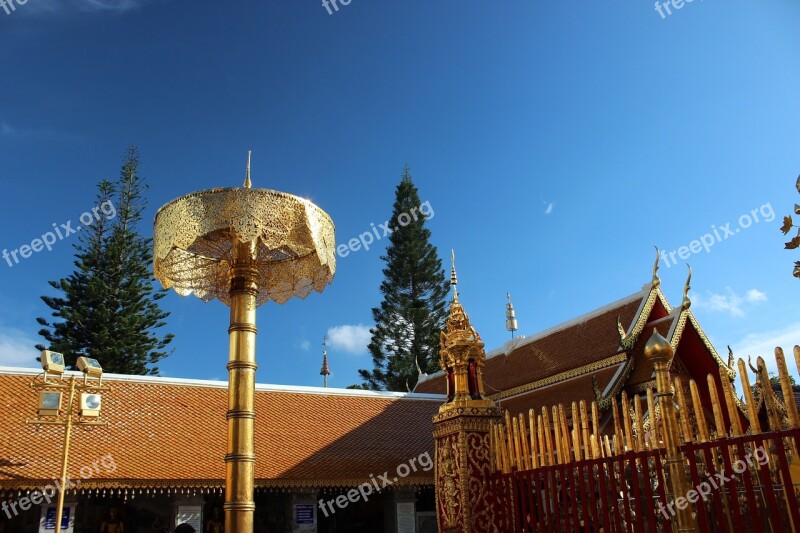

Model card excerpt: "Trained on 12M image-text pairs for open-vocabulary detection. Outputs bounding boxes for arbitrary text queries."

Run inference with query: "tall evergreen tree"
[357,167,449,391]
[36,147,174,374]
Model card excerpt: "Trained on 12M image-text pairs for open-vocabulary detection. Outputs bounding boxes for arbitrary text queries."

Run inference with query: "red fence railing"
[491,430,800,532]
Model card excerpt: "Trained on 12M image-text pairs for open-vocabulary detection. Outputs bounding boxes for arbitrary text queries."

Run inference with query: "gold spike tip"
[243,150,252,189]
[644,328,674,363]
[651,246,661,287]
[449,249,458,302]
[681,264,692,310]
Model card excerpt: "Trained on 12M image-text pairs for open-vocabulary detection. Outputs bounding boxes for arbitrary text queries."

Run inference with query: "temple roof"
[0,368,443,491]
[415,288,649,397]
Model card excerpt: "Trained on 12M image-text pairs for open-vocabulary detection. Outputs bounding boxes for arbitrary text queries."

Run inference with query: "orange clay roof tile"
[0,371,442,490]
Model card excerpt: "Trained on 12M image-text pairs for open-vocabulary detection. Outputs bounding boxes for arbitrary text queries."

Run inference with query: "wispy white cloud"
[326,324,371,355]
[692,287,767,318]
[540,196,555,215]
[299,340,311,352]
[730,322,800,377]
[0,328,39,368]
[746,289,767,302]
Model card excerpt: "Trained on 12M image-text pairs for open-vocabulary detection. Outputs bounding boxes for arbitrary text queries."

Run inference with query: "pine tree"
[356,167,449,391]
[36,147,174,374]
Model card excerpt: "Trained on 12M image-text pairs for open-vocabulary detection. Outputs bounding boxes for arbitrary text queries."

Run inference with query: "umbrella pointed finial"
[244,150,252,188]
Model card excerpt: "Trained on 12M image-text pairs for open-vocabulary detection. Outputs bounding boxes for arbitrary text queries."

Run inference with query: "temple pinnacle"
[450,249,459,302]
[243,150,252,189]
[320,335,330,388]
[505,292,518,339]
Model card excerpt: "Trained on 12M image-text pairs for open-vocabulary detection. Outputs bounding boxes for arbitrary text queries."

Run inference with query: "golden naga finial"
[681,264,692,311]
[651,246,661,288]
[727,345,735,369]
[617,316,627,343]
[243,150,252,189]
[450,249,459,302]
[748,354,759,374]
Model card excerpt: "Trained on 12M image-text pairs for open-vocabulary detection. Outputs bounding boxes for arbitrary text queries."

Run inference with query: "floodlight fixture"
[76,357,103,382]
[37,391,62,417]
[40,350,65,381]
[79,393,102,418]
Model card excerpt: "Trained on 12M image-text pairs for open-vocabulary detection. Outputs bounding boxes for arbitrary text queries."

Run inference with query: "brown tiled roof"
[415,290,647,396]
[0,369,443,490]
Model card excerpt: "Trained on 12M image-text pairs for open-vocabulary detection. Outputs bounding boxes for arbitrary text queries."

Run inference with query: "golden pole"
[645,330,698,532]
[54,376,76,533]
[153,161,336,533]
[224,244,259,533]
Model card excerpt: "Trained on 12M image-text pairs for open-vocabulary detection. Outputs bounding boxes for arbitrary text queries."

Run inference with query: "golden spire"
[243,150,252,189]
[438,258,493,412]
[320,335,330,388]
[681,264,692,311]
[450,249,458,303]
[651,246,661,288]
[505,292,518,339]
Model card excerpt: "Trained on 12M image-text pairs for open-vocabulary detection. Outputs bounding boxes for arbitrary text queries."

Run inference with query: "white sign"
[39,505,74,533]
[176,505,202,531]
[294,503,316,532]
[396,502,415,533]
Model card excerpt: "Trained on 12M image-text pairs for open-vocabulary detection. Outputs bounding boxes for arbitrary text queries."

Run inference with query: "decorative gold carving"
[629,380,656,394]
[437,436,461,528]
[438,254,494,412]
[153,187,336,306]
[594,357,635,411]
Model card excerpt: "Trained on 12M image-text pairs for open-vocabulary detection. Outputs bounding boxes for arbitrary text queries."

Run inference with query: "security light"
[76,357,103,378]
[40,350,65,375]
[79,393,102,417]
[37,391,62,417]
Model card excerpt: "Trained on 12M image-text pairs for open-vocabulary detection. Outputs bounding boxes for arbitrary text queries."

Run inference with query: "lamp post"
[28,353,109,533]
[152,153,336,532]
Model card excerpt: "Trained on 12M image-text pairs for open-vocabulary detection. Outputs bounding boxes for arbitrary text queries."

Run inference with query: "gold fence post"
[645,329,698,532]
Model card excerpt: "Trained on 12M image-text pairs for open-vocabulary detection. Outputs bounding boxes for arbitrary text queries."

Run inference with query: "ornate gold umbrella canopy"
[153,154,335,532]
[153,187,336,306]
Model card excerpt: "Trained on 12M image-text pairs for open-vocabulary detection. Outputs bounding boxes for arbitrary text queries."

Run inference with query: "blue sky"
[1,0,799,387]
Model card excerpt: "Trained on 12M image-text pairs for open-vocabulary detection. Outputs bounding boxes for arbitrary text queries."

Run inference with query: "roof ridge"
[0,366,445,401]
[484,288,649,360]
